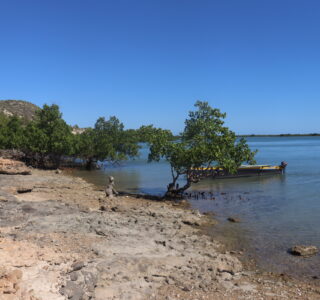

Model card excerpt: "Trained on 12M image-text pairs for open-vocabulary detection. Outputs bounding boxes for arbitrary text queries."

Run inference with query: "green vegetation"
[145,101,257,198]
[0,100,258,198]
[0,116,25,150]
[0,104,141,169]
[23,104,74,168]
[75,116,140,169]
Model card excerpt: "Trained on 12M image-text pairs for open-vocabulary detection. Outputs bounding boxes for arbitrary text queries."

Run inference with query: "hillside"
[0,100,40,121]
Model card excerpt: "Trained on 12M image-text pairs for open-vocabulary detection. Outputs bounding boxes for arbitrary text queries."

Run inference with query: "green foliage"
[0,100,255,184]
[76,116,140,169]
[24,104,74,167]
[137,125,173,143]
[0,115,25,149]
[147,101,257,197]
[0,103,141,169]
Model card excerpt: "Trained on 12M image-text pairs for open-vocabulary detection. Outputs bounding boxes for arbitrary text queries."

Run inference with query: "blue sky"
[0,0,319,134]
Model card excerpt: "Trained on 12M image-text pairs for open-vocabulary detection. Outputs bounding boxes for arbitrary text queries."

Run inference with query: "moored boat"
[190,161,287,179]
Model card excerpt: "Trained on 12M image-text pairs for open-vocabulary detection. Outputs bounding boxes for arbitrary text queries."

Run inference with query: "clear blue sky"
[0,0,319,134]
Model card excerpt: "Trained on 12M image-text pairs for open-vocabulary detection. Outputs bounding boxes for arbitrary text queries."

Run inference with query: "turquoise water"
[74,137,320,279]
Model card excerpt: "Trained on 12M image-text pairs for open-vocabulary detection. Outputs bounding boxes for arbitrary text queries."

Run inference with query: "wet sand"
[0,169,319,299]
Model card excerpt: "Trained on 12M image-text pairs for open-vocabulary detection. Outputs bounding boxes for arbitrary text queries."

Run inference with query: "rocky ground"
[0,165,319,299]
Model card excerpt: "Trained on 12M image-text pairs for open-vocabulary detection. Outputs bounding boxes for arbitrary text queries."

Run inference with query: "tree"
[77,116,140,169]
[24,104,73,168]
[0,115,25,150]
[147,101,257,198]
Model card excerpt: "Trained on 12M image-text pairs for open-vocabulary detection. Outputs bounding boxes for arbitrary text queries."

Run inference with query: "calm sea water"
[73,137,320,279]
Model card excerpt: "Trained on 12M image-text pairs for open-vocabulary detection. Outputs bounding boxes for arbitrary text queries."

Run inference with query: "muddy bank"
[0,169,319,299]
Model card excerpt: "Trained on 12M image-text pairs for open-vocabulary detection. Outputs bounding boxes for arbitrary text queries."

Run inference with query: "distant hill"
[0,100,40,121]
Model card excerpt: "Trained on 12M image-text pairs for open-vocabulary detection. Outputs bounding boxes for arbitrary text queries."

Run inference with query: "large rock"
[290,245,318,257]
[0,158,31,175]
[0,150,25,160]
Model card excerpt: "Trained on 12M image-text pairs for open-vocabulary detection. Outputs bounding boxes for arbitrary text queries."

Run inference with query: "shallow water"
[73,137,320,279]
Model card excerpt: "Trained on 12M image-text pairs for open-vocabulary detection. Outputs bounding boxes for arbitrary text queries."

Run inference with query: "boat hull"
[190,163,287,179]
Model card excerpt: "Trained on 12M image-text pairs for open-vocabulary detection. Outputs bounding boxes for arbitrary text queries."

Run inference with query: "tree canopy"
[0,104,142,169]
[0,100,256,194]
[147,101,257,198]
[75,116,140,169]
[23,104,74,167]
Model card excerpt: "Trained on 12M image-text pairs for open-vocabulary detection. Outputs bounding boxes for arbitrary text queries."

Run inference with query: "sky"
[0,0,319,134]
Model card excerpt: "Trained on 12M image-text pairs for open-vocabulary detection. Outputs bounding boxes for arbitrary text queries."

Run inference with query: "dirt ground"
[0,168,319,299]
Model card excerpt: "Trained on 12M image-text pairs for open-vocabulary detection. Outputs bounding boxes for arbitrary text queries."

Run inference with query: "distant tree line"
[0,104,142,169]
[0,102,257,198]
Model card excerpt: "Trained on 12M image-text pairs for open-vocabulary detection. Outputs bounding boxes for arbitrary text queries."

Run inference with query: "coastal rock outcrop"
[0,158,31,175]
[1,169,320,299]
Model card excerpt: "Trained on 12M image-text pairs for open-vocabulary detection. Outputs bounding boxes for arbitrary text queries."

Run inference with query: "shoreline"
[0,169,319,299]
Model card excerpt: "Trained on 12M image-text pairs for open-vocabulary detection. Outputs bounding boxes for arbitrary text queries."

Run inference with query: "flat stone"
[0,158,31,175]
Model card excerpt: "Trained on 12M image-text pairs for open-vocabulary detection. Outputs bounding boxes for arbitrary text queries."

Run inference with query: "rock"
[289,245,318,257]
[181,285,191,292]
[82,271,97,292]
[94,228,108,236]
[71,261,85,272]
[55,169,62,174]
[105,176,118,199]
[227,217,241,223]
[155,240,166,247]
[70,272,78,281]
[6,269,22,282]
[17,187,33,194]
[21,204,36,213]
[182,217,200,226]
[0,158,31,175]
[216,254,243,275]
[0,196,8,202]
[219,272,233,281]
[60,281,84,300]
[0,149,25,160]
[166,277,175,285]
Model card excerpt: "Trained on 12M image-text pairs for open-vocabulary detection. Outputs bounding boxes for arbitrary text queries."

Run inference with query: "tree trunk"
[86,158,95,170]
[164,171,199,199]
[39,153,46,169]
[53,155,61,169]
[164,175,192,199]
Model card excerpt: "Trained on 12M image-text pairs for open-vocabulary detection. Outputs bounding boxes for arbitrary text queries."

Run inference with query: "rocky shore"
[0,165,319,299]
